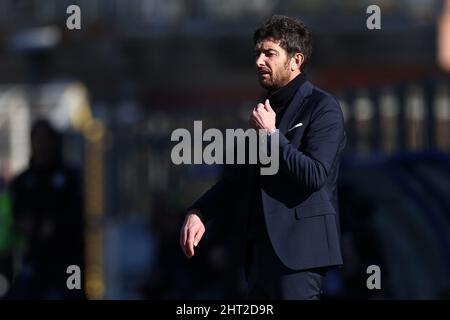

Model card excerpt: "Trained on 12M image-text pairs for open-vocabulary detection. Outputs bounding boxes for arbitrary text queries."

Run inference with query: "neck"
[268,72,307,114]
[288,70,301,83]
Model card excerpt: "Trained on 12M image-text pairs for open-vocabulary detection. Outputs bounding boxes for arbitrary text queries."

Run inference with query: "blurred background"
[0,0,450,299]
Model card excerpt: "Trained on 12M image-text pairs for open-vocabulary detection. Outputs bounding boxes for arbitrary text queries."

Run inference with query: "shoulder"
[306,84,344,123]
[309,85,340,109]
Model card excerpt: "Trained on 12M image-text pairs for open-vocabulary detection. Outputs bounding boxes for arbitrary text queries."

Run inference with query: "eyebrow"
[254,48,279,55]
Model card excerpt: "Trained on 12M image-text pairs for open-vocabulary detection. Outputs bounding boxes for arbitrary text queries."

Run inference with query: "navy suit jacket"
[190,80,346,271]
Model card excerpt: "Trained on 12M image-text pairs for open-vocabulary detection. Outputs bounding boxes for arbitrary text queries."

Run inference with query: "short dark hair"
[253,15,312,70]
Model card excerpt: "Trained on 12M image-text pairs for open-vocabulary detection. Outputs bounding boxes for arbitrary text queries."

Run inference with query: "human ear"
[293,53,304,70]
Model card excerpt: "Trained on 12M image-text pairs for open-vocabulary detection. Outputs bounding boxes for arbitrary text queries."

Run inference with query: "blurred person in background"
[180,15,346,300]
[8,119,85,299]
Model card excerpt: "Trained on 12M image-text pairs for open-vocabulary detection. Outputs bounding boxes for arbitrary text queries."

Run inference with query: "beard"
[257,62,291,92]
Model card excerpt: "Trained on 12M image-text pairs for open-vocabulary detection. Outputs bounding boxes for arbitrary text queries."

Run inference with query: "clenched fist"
[250,99,276,133]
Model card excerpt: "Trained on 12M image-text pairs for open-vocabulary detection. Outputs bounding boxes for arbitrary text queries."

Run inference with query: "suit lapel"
[277,81,314,135]
[260,81,314,215]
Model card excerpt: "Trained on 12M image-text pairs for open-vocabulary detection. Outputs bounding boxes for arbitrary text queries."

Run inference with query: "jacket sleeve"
[188,163,247,223]
[276,96,346,192]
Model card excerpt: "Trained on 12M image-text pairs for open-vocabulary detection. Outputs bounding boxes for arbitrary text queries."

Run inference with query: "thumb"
[264,99,273,111]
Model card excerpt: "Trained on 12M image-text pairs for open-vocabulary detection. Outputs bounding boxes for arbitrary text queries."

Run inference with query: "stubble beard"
[259,61,291,92]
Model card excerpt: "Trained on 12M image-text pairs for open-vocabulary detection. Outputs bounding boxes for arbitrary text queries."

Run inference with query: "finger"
[193,228,205,247]
[181,226,189,257]
[254,108,265,118]
[251,116,263,129]
[181,240,188,258]
[255,103,264,111]
[183,220,188,247]
[256,107,269,117]
[187,229,195,257]
[252,110,261,123]
[264,99,272,111]
[182,226,189,256]
[252,113,264,128]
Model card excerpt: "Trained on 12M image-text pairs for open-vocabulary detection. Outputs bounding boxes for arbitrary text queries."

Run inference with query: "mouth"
[258,71,271,79]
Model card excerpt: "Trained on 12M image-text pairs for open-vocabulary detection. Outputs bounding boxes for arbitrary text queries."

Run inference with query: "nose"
[255,53,265,68]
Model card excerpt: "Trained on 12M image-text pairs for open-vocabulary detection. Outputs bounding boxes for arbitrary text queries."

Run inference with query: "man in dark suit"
[180,15,346,299]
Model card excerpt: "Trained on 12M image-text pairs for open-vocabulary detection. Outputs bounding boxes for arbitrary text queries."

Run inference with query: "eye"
[266,50,278,57]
